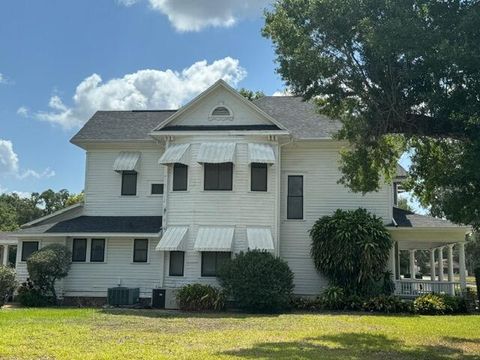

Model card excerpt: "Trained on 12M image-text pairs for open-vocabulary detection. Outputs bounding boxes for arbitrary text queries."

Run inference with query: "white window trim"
[208,104,234,121]
[19,240,42,263]
[71,238,108,264]
[284,173,306,222]
[147,180,164,197]
[131,238,150,264]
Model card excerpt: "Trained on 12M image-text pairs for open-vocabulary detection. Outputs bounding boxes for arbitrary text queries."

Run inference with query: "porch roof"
[13,216,162,237]
[392,207,461,228]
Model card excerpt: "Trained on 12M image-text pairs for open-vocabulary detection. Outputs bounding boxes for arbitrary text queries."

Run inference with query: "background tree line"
[0,190,84,231]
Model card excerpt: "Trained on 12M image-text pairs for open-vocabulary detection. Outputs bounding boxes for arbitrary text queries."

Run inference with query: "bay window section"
[204,163,233,191]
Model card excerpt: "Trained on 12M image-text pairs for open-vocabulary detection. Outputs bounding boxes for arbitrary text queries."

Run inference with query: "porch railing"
[394,280,461,298]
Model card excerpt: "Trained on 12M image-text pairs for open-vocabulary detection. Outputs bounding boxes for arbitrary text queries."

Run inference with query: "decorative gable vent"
[209,105,233,121]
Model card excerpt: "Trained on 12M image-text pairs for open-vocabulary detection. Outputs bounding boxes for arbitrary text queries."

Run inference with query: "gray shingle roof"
[392,207,461,228]
[253,96,343,139]
[71,110,176,144]
[70,97,342,143]
[14,216,162,235]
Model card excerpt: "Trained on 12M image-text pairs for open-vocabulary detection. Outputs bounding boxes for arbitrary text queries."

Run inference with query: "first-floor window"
[201,252,231,277]
[21,241,39,261]
[72,238,87,262]
[169,251,184,276]
[8,245,17,268]
[133,239,148,262]
[90,239,106,262]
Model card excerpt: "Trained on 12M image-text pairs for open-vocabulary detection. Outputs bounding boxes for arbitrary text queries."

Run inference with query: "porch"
[389,207,471,298]
[0,232,17,267]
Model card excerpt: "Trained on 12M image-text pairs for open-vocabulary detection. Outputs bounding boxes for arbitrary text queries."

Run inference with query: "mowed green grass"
[0,308,479,359]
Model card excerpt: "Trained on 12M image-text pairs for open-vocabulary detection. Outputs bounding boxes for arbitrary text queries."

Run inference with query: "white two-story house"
[11,80,470,303]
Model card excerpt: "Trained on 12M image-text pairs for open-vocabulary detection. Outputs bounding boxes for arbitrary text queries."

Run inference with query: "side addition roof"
[392,207,462,228]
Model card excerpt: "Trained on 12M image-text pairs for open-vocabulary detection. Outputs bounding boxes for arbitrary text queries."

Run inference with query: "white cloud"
[0,139,55,180]
[272,89,293,96]
[119,0,269,31]
[0,73,9,84]
[34,57,246,130]
[17,106,29,117]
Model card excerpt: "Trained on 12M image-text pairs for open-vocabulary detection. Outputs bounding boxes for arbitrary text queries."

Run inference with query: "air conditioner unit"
[152,288,179,309]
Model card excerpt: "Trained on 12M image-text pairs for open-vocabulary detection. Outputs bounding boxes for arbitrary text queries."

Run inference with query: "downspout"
[160,136,170,288]
[276,136,294,258]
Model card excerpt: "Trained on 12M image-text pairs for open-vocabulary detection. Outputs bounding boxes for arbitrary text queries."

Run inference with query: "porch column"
[409,249,416,278]
[2,245,8,266]
[389,242,396,279]
[429,248,436,281]
[438,247,444,282]
[447,244,455,295]
[458,242,467,290]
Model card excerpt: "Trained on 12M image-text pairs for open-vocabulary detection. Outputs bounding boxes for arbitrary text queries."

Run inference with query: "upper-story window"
[151,183,164,195]
[173,163,188,191]
[251,163,268,192]
[209,105,233,120]
[204,163,233,191]
[287,175,304,219]
[121,171,137,196]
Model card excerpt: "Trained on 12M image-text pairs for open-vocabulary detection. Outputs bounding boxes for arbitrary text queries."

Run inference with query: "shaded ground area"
[0,308,479,359]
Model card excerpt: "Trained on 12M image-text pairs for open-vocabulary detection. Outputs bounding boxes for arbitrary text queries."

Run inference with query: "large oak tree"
[263,0,480,228]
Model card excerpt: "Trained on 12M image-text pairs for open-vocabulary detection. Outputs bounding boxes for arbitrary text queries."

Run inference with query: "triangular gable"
[152,80,287,131]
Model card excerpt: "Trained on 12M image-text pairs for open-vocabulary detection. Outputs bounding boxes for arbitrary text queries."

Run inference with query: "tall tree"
[263,0,480,228]
[238,88,265,101]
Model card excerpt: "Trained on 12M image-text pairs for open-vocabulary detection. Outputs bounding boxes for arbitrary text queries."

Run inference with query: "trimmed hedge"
[0,265,17,307]
[218,251,294,312]
[176,284,226,311]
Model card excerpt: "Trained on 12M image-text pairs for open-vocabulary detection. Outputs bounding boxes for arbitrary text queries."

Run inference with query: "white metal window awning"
[158,143,190,166]
[194,227,234,252]
[113,152,141,172]
[156,226,189,251]
[246,227,275,250]
[248,143,275,164]
[197,143,236,164]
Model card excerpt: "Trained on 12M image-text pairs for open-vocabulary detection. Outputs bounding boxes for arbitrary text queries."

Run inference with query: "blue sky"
[0,0,282,195]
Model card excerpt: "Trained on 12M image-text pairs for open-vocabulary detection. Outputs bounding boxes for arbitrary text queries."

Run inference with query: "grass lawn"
[0,308,479,359]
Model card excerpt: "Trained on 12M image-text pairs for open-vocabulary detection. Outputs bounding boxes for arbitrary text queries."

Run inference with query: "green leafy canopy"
[263,0,480,228]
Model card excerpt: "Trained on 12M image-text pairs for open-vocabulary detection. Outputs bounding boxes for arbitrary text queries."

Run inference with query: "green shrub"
[176,284,226,311]
[440,294,468,314]
[414,294,446,315]
[475,267,480,304]
[17,278,54,307]
[27,244,71,302]
[310,208,392,296]
[318,286,345,310]
[0,265,17,307]
[363,295,411,313]
[344,294,365,311]
[291,297,322,311]
[218,251,294,312]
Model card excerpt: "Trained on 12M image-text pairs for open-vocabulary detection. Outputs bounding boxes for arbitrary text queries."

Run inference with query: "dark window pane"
[204,163,233,190]
[133,239,148,262]
[72,238,87,262]
[287,175,304,219]
[251,163,267,191]
[90,239,105,262]
[121,171,137,196]
[173,164,188,191]
[169,251,184,276]
[8,245,17,267]
[201,252,217,276]
[21,241,38,261]
[151,183,164,195]
[201,252,231,277]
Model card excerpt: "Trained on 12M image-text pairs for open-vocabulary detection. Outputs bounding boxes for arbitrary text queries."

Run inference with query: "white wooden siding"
[163,135,278,288]
[84,144,165,216]
[16,237,163,298]
[280,141,393,296]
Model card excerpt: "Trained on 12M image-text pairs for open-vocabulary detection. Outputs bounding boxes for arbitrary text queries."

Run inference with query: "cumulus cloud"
[17,106,29,117]
[0,139,55,180]
[0,73,7,84]
[118,0,269,31]
[34,57,246,130]
[272,89,293,96]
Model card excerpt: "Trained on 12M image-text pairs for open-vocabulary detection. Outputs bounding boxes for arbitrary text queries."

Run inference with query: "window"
[72,238,87,262]
[287,175,304,219]
[173,163,188,191]
[204,163,233,190]
[133,239,148,263]
[8,245,17,267]
[151,183,164,195]
[90,239,106,262]
[169,251,184,276]
[21,241,39,261]
[211,106,231,117]
[201,252,231,277]
[121,171,137,196]
[251,163,267,191]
